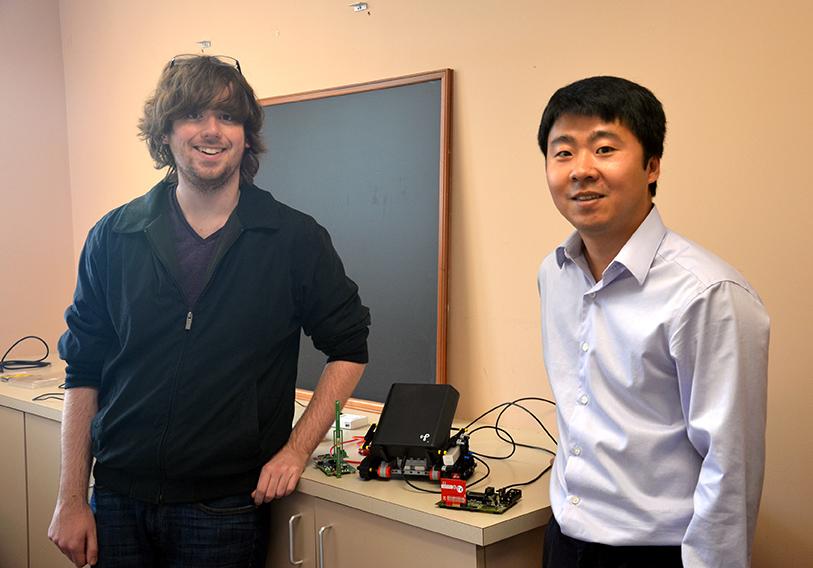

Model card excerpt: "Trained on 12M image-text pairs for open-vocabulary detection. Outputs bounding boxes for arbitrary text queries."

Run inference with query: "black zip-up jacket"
[59,181,370,503]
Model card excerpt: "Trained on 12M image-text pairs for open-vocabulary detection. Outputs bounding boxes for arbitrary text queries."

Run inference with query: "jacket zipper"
[180,226,244,332]
[144,224,245,493]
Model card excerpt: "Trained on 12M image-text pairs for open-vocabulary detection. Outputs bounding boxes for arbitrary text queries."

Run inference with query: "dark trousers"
[543,516,683,568]
[92,486,270,568]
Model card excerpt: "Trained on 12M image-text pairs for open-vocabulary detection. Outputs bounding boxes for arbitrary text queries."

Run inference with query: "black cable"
[466,397,558,447]
[464,396,558,491]
[466,454,491,489]
[1,336,51,372]
[494,397,558,447]
[468,425,517,459]
[403,475,441,494]
[32,393,64,402]
[502,463,553,491]
[469,423,554,484]
[463,396,555,430]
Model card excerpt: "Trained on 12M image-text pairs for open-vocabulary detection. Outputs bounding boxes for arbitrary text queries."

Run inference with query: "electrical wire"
[403,475,441,494]
[328,436,365,465]
[494,397,558,447]
[1,336,51,372]
[467,425,517,459]
[502,463,553,491]
[465,397,557,447]
[466,454,491,489]
[32,392,64,402]
[463,396,558,491]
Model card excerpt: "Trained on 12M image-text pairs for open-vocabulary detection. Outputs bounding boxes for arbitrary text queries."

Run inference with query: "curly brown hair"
[138,55,266,184]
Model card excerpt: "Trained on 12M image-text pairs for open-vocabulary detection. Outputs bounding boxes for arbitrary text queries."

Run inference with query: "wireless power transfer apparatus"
[357,383,475,481]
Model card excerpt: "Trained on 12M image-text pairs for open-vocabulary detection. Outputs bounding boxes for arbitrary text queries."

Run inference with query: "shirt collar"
[554,206,667,286]
[614,206,667,285]
[556,230,584,268]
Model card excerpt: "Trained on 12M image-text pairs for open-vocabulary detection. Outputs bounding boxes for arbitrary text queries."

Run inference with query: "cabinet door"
[25,414,75,568]
[483,526,544,568]
[267,491,317,568]
[314,497,483,568]
[0,406,28,568]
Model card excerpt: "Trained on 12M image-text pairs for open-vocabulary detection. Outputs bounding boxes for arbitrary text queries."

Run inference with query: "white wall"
[0,0,74,352]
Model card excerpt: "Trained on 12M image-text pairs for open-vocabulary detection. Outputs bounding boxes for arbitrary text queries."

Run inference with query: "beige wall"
[4,0,809,564]
[0,0,75,352]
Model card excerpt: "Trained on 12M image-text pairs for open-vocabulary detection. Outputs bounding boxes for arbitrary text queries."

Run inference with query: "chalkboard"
[255,70,452,407]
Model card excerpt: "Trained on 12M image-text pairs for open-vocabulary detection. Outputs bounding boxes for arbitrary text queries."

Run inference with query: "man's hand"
[48,496,98,567]
[252,443,310,504]
[251,361,365,505]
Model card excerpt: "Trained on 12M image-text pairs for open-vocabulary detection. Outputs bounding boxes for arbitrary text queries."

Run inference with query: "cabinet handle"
[317,524,332,568]
[288,514,303,566]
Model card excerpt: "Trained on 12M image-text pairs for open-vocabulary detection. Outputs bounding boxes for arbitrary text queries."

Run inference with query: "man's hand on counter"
[252,443,310,505]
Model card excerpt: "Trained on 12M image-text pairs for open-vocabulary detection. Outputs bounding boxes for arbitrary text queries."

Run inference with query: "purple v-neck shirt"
[168,188,223,308]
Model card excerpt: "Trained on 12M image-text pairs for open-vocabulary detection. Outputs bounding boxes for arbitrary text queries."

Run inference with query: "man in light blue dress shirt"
[536,76,769,568]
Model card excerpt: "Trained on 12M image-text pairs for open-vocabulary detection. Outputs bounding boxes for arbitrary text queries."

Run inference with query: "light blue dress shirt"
[538,207,769,567]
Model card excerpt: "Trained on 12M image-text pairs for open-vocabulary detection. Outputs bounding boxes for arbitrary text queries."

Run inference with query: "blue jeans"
[92,486,269,568]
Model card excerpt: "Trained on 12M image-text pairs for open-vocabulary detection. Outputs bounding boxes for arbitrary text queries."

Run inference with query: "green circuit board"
[436,487,522,514]
[314,451,356,477]
[314,400,356,477]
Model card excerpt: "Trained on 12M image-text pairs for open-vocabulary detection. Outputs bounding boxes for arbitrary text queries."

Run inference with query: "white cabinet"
[313,497,484,568]
[0,405,27,568]
[268,491,537,568]
[0,407,74,568]
[268,491,318,568]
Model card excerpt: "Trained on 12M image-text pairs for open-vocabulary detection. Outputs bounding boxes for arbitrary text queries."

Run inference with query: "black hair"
[537,76,666,196]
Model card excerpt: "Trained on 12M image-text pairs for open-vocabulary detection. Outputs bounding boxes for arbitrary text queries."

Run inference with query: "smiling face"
[545,113,660,248]
[165,107,247,193]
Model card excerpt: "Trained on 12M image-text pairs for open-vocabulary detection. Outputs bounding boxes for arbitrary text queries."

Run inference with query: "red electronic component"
[440,478,467,506]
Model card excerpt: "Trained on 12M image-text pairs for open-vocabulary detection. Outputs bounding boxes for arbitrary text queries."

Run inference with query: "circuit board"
[313,452,356,477]
[314,400,357,477]
[436,487,522,514]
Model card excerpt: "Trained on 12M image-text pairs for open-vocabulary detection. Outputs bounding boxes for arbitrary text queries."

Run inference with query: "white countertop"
[0,362,66,421]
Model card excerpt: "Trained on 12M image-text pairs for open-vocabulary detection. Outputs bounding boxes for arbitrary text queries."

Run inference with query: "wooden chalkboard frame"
[258,69,452,412]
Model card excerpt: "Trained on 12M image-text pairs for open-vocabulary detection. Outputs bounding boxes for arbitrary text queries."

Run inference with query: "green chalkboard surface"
[255,70,452,405]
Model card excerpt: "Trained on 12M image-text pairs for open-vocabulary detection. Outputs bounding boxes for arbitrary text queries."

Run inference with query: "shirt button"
[570,496,581,505]
[581,342,589,352]
[572,446,582,456]
[578,394,589,405]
